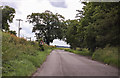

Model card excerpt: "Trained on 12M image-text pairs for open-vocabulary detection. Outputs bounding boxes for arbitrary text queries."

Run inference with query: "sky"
[1,0,84,47]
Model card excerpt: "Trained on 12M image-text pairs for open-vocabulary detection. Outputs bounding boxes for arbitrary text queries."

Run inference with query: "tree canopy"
[64,2,120,53]
[1,6,15,31]
[64,19,80,49]
[27,10,65,45]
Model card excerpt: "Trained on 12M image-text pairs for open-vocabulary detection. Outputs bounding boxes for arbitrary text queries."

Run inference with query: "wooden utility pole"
[16,19,23,37]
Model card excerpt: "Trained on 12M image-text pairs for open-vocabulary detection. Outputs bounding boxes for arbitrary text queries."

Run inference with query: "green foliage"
[92,45,119,68]
[27,10,65,45]
[64,20,81,49]
[1,6,15,31]
[67,2,120,54]
[85,2,119,48]
[8,30,17,36]
[84,25,96,52]
[2,32,52,76]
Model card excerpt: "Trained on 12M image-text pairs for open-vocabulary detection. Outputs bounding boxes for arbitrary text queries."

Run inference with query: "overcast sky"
[1,0,84,47]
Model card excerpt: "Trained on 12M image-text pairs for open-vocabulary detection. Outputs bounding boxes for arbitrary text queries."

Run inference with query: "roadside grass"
[55,47,70,50]
[92,45,119,68]
[64,45,119,68]
[64,48,91,56]
[3,50,52,76]
[2,31,52,76]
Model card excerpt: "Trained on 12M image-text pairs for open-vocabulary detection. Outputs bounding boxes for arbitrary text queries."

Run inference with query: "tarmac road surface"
[32,50,118,77]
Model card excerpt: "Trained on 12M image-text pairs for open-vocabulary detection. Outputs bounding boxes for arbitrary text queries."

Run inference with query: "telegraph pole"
[16,19,23,37]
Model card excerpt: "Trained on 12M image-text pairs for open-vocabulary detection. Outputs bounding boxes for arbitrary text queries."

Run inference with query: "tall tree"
[1,6,15,31]
[76,2,120,53]
[27,10,65,45]
[64,19,80,49]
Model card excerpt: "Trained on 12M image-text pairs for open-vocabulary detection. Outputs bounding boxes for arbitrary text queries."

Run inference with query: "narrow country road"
[32,50,118,77]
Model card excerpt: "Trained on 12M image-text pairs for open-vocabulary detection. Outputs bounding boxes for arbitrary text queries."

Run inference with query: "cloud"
[49,0,67,8]
[50,39,70,47]
[0,1,22,14]
[1,2,17,9]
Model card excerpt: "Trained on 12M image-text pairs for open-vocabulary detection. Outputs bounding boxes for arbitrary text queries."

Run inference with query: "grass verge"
[92,45,119,68]
[63,46,119,68]
[3,49,52,76]
[2,31,52,76]
[64,48,91,56]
